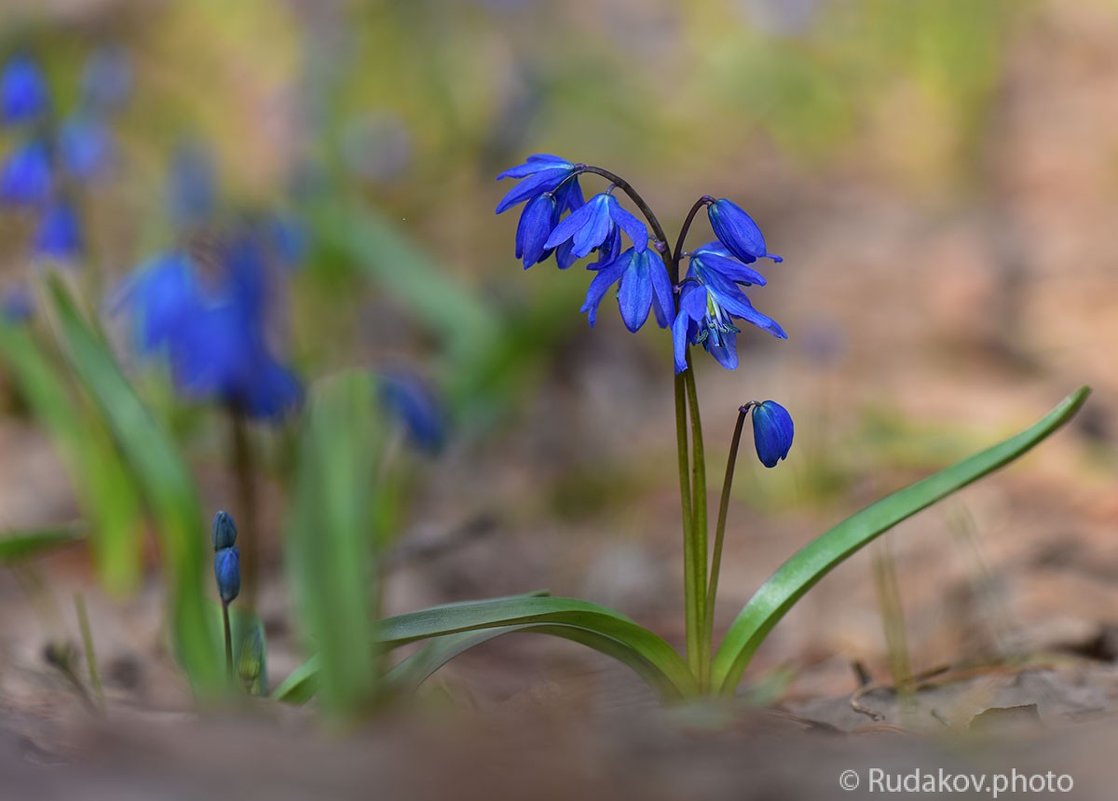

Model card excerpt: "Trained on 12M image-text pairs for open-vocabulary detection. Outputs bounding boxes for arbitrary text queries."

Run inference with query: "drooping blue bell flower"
[672,276,786,373]
[80,46,132,114]
[581,246,673,332]
[0,139,52,205]
[544,192,648,259]
[751,400,794,468]
[58,114,115,182]
[495,153,577,214]
[212,510,238,550]
[707,198,782,265]
[378,371,447,455]
[33,198,82,259]
[214,546,241,604]
[0,55,49,125]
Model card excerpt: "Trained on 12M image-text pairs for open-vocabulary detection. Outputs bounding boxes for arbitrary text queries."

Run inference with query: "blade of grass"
[46,278,221,692]
[0,524,85,562]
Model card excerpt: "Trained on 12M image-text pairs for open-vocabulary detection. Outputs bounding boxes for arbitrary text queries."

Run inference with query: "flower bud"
[214,546,240,604]
[751,400,794,468]
[212,510,238,551]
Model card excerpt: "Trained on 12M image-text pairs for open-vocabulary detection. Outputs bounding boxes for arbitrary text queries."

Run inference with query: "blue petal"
[673,283,707,373]
[378,370,447,455]
[569,195,613,258]
[579,256,626,327]
[606,196,648,251]
[708,199,770,263]
[646,250,674,329]
[1,55,49,124]
[0,140,52,205]
[237,353,303,421]
[710,283,787,340]
[704,327,739,370]
[515,193,556,268]
[751,400,794,468]
[691,246,767,286]
[495,168,569,214]
[34,199,82,259]
[616,249,652,332]
[212,510,238,550]
[496,153,571,180]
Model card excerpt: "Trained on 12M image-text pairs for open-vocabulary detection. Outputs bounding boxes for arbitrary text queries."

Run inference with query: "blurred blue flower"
[33,198,82,259]
[58,115,115,181]
[378,371,447,455]
[212,510,238,550]
[0,55,49,125]
[214,546,241,604]
[80,46,132,113]
[495,153,577,214]
[0,139,52,205]
[166,141,217,229]
[262,212,309,270]
[544,192,648,258]
[114,244,302,421]
[1,284,34,324]
[707,198,782,265]
[581,247,673,332]
[751,400,794,468]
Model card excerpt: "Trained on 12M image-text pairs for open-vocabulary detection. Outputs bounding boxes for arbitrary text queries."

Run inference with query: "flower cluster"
[0,48,130,263]
[212,510,240,605]
[496,155,786,372]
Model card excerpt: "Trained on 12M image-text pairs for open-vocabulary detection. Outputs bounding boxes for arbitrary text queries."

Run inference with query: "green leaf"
[713,386,1091,694]
[45,279,222,692]
[0,524,85,562]
[284,371,382,716]
[0,323,144,593]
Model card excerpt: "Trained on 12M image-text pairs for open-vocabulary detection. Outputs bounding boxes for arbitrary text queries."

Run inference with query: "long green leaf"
[378,595,694,695]
[0,524,85,562]
[388,623,686,699]
[285,372,381,716]
[713,386,1090,694]
[46,279,221,692]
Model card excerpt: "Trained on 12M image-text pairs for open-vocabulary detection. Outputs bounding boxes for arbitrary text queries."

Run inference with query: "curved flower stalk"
[273,155,1089,710]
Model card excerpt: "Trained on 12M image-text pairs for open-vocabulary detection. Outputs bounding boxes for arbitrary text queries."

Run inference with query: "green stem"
[703,405,750,668]
[73,593,104,709]
[229,409,259,612]
[674,372,699,678]
[682,362,709,686]
[221,601,234,679]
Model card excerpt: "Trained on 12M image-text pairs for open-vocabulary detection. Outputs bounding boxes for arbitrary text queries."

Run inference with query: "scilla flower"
[495,153,578,214]
[33,197,82,260]
[707,198,783,265]
[751,400,794,468]
[0,55,48,125]
[544,191,648,258]
[0,139,52,205]
[212,510,238,550]
[581,247,673,332]
[378,370,447,455]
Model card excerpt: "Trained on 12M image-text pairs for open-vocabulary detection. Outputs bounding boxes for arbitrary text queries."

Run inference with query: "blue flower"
[212,510,238,550]
[34,198,82,259]
[707,198,782,265]
[672,261,786,372]
[58,115,115,182]
[544,192,648,259]
[0,139,52,205]
[751,400,793,468]
[214,546,240,604]
[515,192,557,269]
[378,371,447,455]
[495,154,576,214]
[81,46,132,114]
[114,245,303,421]
[581,246,673,332]
[0,55,49,125]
